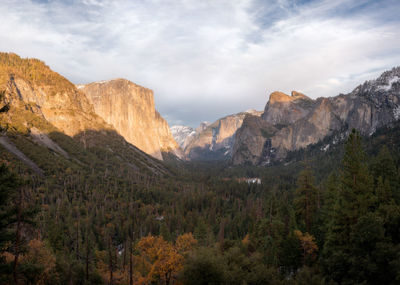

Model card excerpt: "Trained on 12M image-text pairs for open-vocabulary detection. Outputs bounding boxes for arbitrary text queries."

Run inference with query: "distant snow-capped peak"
[170,125,196,149]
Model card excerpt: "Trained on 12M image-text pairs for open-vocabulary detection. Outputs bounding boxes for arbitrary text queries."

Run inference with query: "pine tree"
[371,146,400,203]
[194,219,209,246]
[294,168,319,233]
[0,164,19,282]
[323,130,377,283]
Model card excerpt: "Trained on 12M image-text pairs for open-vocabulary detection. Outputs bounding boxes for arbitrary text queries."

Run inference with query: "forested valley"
[1,122,400,284]
[0,53,400,285]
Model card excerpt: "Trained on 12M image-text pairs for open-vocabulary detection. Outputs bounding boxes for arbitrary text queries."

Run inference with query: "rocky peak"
[268,91,292,103]
[170,125,196,149]
[0,52,108,136]
[244,109,263,116]
[232,66,400,165]
[183,112,257,160]
[78,79,181,160]
[291,90,311,100]
[351,67,400,99]
[268,91,311,104]
[262,90,316,125]
[196,121,210,133]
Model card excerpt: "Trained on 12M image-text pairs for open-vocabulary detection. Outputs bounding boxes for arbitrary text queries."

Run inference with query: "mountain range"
[1,52,399,173]
[173,68,400,165]
[0,52,172,177]
[77,79,182,160]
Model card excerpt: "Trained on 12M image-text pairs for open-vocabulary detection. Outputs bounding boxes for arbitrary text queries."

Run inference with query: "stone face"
[269,97,342,159]
[232,114,277,165]
[232,67,400,165]
[0,53,170,175]
[5,71,108,137]
[183,110,262,160]
[170,125,196,149]
[78,79,181,160]
[154,111,184,159]
[262,91,315,126]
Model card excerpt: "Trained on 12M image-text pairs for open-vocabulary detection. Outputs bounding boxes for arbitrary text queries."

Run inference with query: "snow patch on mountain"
[95,79,112,84]
[321,144,330,152]
[76,84,85,89]
[170,125,196,149]
[379,76,399,91]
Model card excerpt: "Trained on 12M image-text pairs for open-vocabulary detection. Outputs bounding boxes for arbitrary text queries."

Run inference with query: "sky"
[0,0,400,127]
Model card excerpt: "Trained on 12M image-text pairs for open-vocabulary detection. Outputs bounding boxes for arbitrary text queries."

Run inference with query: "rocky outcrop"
[182,110,262,160]
[170,125,196,149]
[232,67,400,165]
[1,55,108,136]
[0,53,170,175]
[232,115,277,165]
[269,97,342,159]
[78,79,181,160]
[154,111,183,158]
[262,91,315,126]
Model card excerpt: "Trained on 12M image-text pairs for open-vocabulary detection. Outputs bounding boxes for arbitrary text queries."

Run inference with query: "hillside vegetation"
[0,54,399,284]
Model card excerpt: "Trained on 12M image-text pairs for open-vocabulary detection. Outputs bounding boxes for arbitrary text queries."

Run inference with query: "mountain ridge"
[170,67,400,165]
[0,52,171,176]
[172,109,262,161]
[77,78,182,160]
[232,67,400,164]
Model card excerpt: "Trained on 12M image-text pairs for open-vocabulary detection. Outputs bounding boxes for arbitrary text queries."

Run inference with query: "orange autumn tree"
[137,233,197,285]
[19,239,57,285]
[294,230,318,265]
[176,233,197,255]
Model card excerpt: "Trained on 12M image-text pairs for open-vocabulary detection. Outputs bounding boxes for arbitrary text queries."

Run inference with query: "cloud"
[0,0,399,127]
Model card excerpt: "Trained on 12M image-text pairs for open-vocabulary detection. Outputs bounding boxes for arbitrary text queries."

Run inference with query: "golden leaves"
[136,233,197,284]
[294,230,318,263]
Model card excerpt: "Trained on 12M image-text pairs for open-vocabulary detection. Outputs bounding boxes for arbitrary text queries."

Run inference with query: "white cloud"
[0,0,399,127]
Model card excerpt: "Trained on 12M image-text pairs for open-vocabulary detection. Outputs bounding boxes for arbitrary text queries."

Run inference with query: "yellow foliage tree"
[294,230,318,265]
[176,233,197,255]
[20,239,57,285]
[136,233,197,285]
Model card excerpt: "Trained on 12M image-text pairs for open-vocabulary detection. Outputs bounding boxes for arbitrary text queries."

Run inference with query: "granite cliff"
[170,125,196,149]
[232,67,400,165]
[0,54,107,137]
[262,91,315,126]
[172,110,262,160]
[77,79,182,160]
[0,53,169,174]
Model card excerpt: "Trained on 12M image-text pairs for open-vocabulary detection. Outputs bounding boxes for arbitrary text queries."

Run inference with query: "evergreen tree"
[0,164,20,281]
[371,146,400,203]
[322,130,400,284]
[194,219,210,246]
[0,164,19,249]
[294,168,319,233]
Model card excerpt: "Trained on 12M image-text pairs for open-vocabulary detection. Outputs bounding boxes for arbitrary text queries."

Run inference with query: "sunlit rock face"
[232,67,400,165]
[78,79,182,160]
[232,114,277,165]
[262,91,316,126]
[0,53,171,175]
[1,55,109,136]
[181,110,262,161]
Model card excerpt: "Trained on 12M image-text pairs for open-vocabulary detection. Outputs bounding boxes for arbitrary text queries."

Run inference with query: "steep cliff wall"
[170,125,196,149]
[232,114,277,165]
[0,53,169,175]
[183,110,262,160]
[78,79,181,160]
[232,67,400,165]
[262,91,316,126]
[0,53,108,136]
